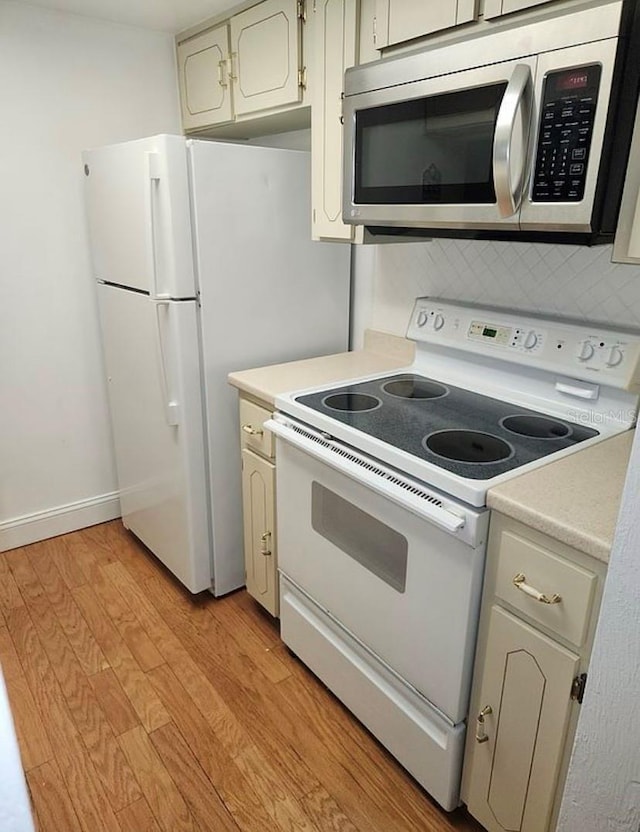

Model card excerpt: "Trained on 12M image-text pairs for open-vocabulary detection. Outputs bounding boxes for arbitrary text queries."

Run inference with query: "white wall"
[0,1,181,549]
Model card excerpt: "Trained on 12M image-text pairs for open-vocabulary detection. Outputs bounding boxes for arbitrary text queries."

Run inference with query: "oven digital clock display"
[468,321,512,345]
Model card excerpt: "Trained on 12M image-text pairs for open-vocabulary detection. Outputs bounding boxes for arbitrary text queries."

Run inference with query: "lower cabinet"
[462,512,606,832]
[464,606,579,831]
[238,395,279,617]
[242,448,277,616]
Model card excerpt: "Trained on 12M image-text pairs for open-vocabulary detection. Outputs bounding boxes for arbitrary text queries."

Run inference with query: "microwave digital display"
[557,71,590,91]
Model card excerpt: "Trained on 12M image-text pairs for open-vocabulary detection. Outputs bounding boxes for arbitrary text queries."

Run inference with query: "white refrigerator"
[83,135,351,595]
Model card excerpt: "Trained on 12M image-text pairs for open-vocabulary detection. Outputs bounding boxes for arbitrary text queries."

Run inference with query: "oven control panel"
[408,298,640,391]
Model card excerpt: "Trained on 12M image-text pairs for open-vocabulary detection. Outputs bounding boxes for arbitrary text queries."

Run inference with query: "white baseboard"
[0,492,121,552]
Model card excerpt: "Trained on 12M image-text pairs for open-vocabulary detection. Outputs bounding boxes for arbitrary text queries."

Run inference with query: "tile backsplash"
[370,239,640,336]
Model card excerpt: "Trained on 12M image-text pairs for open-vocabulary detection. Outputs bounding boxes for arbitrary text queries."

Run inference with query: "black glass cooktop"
[295,373,598,480]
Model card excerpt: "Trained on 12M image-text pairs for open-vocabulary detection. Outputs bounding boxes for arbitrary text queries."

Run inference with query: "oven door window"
[354,82,507,205]
[311,482,408,593]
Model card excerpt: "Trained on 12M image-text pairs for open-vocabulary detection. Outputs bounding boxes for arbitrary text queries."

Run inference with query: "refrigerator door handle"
[153,299,180,426]
[146,152,171,302]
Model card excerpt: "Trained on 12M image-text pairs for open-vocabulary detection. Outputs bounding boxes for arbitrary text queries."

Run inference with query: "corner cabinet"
[239,396,279,617]
[176,0,308,135]
[461,513,607,832]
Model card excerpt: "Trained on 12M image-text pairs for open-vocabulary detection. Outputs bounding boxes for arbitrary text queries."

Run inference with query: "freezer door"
[84,135,195,299]
[97,283,211,593]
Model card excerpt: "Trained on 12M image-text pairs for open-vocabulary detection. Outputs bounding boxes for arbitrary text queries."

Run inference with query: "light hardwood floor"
[0,521,484,832]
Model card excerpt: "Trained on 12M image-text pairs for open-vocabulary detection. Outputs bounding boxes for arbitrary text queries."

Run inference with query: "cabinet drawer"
[239,398,274,458]
[495,530,596,647]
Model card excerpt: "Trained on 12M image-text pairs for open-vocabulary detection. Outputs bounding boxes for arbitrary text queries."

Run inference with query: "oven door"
[272,425,487,726]
[342,57,537,230]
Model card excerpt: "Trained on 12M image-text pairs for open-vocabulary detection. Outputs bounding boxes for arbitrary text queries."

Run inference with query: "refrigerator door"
[84,135,195,299]
[189,140,351,596]
[97,283,211,593]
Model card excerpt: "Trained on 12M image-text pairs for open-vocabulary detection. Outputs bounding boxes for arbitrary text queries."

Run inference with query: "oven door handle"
[266,418,467,537]
[493,63,533,218]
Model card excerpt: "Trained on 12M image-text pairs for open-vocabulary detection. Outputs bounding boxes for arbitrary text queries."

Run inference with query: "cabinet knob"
[513,572,562,605]
[242,423,264,437]
[475,705,492,744]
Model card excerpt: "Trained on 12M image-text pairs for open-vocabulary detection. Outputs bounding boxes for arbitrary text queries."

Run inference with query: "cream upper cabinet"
[230,0,303,117]
[374,0,477,49]
[462,513,607,832]
[312,0,359,241]
[484,0,557,20]
[176,0,307,135]
[177,25,233,130]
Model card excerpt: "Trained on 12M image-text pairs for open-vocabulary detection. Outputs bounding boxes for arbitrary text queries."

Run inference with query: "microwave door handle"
[493,64,533,218]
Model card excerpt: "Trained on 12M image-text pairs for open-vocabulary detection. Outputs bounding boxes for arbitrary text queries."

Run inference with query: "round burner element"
[424,430,513,464]
[382,376,448,400]
[500,414,572,440]
[322,392,381,413]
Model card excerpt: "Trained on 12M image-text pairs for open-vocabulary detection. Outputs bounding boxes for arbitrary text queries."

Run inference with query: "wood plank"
[5,546,45,603]
[298,785,360,832]
[3,668,53,771]
[0,624,23,680]
[146,664,229,786]
[0,552,26,612]
[27,760,82,832]
[26,543,67,606]
[44,535,88,590]
[78,526,120,566]
[71,583,170,732]
[50,587,109,676]
[118,726,197,832]
[116,798,162,832]
[89,668,140,736]
[149,723,240,832]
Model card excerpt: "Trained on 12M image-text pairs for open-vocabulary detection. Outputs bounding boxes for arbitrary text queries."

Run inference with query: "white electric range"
[267,298,640,811]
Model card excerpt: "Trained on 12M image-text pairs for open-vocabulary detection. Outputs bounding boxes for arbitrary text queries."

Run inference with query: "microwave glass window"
[354,83,507,204]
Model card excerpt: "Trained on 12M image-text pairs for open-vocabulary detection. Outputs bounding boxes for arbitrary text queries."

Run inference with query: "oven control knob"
[523,330,538,350]
[433,313,445,331]
[606,345,624,368]
[417,310,429,327]
[577,339,595,362]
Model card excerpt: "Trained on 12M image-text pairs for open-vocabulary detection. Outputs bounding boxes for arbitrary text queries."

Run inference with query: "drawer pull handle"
[260,531,272,557]
[242,424,263,437]
[513,573,562,605]
[476,705,492,743]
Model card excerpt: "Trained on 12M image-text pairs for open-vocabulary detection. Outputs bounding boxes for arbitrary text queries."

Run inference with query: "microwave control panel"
[531,64,601,203]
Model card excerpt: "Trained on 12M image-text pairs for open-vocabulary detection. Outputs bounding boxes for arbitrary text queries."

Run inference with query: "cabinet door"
[374,0,477,49]
[312,0,359,241]
[484,0,556,19]
[242,449,278,617]
[465,606,579,832]
[230,0,302,117]
[177,25,233,130]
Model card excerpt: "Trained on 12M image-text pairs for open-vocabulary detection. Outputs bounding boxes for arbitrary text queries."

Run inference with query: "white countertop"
[487,430,634,562]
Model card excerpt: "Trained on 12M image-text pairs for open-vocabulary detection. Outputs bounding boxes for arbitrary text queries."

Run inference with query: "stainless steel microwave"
[342,0,640,244]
